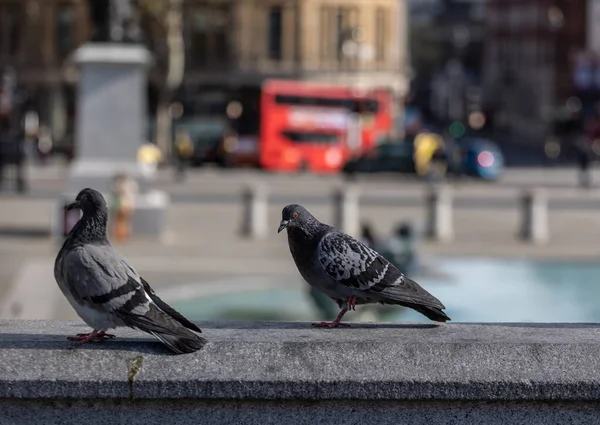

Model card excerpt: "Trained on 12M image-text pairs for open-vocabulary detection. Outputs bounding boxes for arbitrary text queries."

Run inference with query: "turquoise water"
[171,258,600,323]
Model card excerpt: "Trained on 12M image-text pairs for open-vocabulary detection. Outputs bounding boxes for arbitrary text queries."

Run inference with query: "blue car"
[448,138,504,181]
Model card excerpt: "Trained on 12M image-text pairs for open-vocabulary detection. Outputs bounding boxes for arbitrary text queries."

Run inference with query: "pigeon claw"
[311,321,351,328]
[68,330,116,344]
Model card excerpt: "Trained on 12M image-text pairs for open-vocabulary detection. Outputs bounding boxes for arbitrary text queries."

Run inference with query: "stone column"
[424,185,453,242]
[332,185,360,237]
[53,43,169,239]
[519,188,549,244]
[240,183,269,240]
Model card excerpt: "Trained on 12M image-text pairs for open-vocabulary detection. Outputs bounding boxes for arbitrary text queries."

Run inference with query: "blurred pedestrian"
[110,173,138,242]
[380,222,418,275]
[580,103,600,188]
[430,144,448,181]
[174,129,193,182]
[0,110,10,191]
[359,223,376,249]
[36,125,53,164]
[575,137,592,188]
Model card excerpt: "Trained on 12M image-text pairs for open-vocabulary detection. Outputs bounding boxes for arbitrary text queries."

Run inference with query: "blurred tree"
[138,0,185,160]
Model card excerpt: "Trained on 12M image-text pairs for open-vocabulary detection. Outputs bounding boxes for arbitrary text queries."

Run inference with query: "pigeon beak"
[65,201,80,211]
[277,220,289,233]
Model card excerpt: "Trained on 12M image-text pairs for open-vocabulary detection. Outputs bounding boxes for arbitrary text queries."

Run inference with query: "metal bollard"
[240,183,268,239]
[424,184,453,242]
[519,188,549,244]
[332,185,360,237]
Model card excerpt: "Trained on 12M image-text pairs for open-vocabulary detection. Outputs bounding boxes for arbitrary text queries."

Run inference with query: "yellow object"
[414,132,444,176]
[414,133,435,175]
[137,143,162,164]
[175,132,194,158]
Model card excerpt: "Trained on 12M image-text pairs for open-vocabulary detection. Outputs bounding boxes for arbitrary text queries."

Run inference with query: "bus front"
[260,89,350,173]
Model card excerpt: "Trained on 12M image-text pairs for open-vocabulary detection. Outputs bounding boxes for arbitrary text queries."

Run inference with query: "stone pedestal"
[53,43,168,239]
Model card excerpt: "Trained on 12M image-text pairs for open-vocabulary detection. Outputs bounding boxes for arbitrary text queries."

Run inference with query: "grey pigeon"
[278,204,450,327]
[54,188,206,354]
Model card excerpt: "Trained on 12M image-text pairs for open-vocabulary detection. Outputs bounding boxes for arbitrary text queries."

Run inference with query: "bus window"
[281,131,339,145]
[274,94,378,112]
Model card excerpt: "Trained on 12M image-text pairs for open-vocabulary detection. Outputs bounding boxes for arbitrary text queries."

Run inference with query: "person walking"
[110,173,139,241]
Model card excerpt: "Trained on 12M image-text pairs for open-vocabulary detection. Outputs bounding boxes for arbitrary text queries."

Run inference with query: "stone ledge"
[1,320,600,402]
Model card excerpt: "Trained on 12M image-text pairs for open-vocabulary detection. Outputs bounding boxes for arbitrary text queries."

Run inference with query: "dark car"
[343,136,504,181]
[173,117,230,167]
[447,137,505,180]
[343,139,416,175]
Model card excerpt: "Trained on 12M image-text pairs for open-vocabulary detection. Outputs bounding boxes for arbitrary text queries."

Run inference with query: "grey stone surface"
[69,44,151,192]
[2,321,600,423]
[1,320,600,402]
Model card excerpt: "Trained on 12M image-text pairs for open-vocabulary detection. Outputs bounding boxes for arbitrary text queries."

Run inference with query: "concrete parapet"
[1,320,600,424]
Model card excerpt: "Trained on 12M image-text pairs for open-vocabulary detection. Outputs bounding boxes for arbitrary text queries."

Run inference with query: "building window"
[268,6,282,60]
[282,130,339,145]
[319,6,331,61]
[187,6,230,68]
[320,6,359,65]
[189,12,209,66]
[56,4,76,58]
[375,8,388,62]
[336,10,344,61]
[0,4,21,59]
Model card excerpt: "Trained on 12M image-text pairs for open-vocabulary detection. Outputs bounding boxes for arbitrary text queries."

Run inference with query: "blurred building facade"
[0,0,88,155]
[482,0,588,146]
[149,0,409,140]
[408,0,486,126]
[0,0,408,153]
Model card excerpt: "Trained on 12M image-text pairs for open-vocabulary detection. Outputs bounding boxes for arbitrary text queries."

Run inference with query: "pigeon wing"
[60,244,152,317]
[316,232,446,310]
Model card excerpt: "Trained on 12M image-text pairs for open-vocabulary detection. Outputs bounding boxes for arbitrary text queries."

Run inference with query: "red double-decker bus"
[259,79,393,173]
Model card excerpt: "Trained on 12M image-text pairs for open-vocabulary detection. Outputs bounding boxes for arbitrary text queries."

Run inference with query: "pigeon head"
[278,204,317,233]
[67,188,108,216]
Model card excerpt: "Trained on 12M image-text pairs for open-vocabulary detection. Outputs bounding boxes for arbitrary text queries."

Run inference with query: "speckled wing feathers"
[317,231,446,309]
[317,231,389,291]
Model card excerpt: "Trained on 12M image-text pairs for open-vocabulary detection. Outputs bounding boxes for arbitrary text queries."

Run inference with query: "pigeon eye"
[292,212,298,219]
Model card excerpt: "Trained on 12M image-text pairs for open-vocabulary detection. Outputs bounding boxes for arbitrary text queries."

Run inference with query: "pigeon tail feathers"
[376,276,451,322]
[118,304,206,354]
[140,278,202,333]
[401,303,451,322]
[148,329,207,354]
